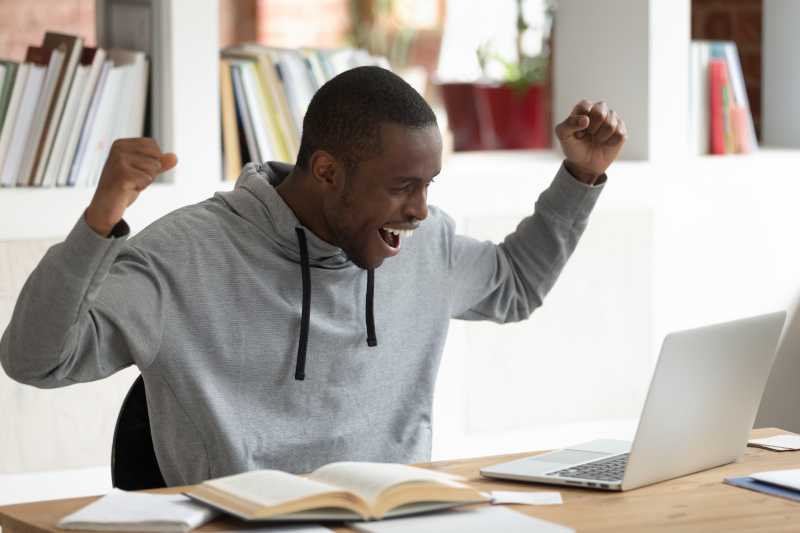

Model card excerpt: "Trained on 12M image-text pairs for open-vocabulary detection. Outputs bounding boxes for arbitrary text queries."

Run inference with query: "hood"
[215,162,352,270]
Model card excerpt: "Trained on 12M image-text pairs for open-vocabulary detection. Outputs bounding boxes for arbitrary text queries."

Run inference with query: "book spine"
[0,62,19,130]
[31,35,84,187]
[67,60,111,187]
[57,47,106,187]
[722,42,757,153]
[219,60,242,181]
[0,64,31,185]
[230,62,259,165]
[731,105,749,153]
[709,59,726,155]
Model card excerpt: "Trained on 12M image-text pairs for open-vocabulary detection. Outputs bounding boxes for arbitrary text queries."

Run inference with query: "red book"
[709,59,726,155]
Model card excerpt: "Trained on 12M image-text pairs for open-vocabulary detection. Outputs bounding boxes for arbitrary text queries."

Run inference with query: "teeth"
[382,227,415,239]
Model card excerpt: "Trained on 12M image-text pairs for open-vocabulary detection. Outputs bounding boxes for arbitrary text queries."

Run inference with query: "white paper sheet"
[350,506,574,533]
[749,434,800,451]
[750,469,800,491]
[58,489,217,532]
[490,491,563,505]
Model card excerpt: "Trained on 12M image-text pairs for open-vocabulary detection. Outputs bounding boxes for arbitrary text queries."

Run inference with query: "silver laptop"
[480,311,787,491]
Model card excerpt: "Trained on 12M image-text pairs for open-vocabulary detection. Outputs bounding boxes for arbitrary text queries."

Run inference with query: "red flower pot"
[438,82,487,151]
[474,83,551,149]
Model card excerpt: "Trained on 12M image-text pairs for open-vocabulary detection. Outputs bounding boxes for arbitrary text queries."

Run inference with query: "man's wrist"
[563,160,602,185]
[84,207,118,237]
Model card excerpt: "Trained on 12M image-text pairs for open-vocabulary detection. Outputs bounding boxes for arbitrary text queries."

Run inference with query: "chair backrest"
[111,374,167,490]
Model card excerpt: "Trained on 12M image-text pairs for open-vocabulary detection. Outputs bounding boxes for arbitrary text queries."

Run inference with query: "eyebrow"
[390,170,441,182]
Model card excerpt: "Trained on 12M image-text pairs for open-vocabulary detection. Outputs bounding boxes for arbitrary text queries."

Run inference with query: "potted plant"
[473,0,552,149]
[439,0,553,151]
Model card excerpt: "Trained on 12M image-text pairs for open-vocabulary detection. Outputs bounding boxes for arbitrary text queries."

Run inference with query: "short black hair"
[296,66,437,171]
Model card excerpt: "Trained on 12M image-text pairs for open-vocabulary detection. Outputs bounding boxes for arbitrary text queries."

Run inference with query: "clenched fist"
[555,100,627,185]
[85,138,178,236]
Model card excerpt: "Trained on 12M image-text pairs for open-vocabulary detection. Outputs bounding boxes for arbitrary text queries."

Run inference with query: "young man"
[1,67,626,485]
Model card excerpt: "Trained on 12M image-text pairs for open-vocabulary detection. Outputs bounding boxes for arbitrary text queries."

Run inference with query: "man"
[0,66,626,486]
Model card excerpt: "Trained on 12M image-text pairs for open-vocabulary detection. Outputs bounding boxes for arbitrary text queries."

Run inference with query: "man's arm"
[0,138,178,387]
[446,100,627,322]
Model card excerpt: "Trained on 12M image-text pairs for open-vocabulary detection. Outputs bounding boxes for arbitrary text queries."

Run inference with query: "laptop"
[480,311,787,491]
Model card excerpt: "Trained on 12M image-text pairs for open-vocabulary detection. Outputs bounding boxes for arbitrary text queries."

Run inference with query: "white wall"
[0,239,139,475]
[429,149,800,460]
[762,0,800,148]
[553,0,690,161]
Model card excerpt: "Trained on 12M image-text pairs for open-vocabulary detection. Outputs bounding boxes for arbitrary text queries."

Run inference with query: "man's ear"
[308,150,344,191]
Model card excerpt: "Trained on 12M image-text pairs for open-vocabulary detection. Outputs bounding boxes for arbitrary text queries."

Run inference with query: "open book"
[184,462,489,521]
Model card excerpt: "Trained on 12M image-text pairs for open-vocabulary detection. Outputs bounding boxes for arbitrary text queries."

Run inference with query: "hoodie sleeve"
[0,215,164,388]
[447,163,603,323]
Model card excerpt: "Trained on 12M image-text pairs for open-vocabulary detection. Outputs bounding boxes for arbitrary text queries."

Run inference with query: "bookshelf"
[2,0,795,239]
[0,0,223,241]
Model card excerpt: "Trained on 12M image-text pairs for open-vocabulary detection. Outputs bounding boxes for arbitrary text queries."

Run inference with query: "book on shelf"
[0,48,49,187]
[27,32,85,187]
[184,461,488,521]
[689,40,757,156]
[16,45,66,186]
[241,60,278,164]
[219,60,242,183]
[69,52,126,189]
[44,47,106,188]
[0,31,148,189]
[68,48,148,189]
[219,45,389,177]
[0,63,29,184]
[0,60,19,129]
[228,61,260,172]
[67,56,111,187]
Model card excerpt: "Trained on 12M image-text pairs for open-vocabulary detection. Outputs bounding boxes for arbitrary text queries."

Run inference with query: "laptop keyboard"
[548,453,629,481]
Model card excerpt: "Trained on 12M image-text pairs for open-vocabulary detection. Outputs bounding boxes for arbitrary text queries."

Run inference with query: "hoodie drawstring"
[293,228,379,381]
[294,228,311,380]
[366,269,377,347]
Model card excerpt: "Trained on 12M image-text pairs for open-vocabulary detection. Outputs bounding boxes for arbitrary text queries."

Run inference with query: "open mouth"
[378,226,416,253]
[379,227,400,249]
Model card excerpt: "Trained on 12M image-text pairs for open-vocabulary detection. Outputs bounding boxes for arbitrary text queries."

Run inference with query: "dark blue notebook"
[725,476,800,503]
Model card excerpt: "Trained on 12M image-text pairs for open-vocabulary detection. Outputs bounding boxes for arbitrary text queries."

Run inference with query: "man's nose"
[405,186,428,222]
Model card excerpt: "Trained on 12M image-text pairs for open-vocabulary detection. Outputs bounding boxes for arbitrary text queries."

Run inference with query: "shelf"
[3,146,798,242]
[433,147,800,219]
[0,179,232,241]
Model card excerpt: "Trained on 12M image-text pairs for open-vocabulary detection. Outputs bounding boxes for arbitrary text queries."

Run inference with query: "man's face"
[324,123,442,270]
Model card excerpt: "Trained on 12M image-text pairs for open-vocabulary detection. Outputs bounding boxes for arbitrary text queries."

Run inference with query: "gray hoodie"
[1,161,602,485]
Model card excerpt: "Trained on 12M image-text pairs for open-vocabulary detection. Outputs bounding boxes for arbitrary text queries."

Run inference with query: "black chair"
[111,374,167,490]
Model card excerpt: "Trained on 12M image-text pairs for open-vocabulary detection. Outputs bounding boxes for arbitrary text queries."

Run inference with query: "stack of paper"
[58,489,217,532]
[748,434,800,451]
[725,468,800,503]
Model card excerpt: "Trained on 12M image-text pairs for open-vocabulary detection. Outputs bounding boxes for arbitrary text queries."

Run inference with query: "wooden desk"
[2,428,800,533]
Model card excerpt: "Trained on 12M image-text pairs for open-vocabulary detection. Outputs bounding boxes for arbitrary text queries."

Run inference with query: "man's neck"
[275,170,336,245]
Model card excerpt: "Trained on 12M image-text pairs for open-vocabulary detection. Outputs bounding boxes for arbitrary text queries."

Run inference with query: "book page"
[205,470,342,508]
[307,462,464,505]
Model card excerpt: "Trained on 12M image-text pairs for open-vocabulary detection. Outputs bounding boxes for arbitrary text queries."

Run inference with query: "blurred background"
[0,0,764,153]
